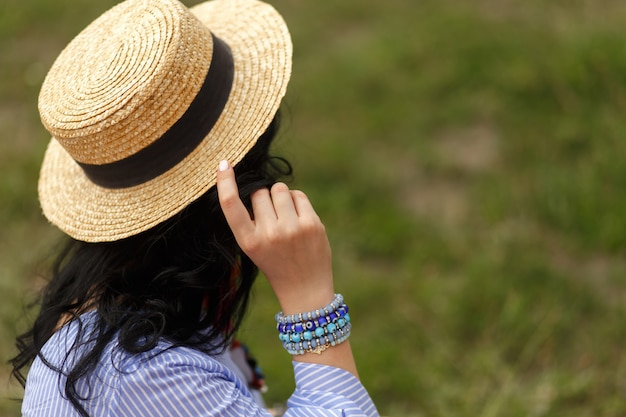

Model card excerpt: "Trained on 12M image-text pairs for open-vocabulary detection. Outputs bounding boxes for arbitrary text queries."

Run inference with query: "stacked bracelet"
[275,294,352,355]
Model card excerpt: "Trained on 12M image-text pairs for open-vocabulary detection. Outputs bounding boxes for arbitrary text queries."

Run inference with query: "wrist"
[276,288,335,316]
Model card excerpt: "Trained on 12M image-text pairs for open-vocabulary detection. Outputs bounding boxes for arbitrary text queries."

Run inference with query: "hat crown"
[37,0,292,242]
[38,0,213,165]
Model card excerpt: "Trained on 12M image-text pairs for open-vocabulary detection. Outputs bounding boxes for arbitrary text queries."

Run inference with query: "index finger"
[216,160,255,238]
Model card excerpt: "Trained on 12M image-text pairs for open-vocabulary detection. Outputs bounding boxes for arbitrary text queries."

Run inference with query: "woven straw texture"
[37,0,292,242]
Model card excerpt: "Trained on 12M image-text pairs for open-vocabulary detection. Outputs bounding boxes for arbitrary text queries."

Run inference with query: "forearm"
[292,340,359,378]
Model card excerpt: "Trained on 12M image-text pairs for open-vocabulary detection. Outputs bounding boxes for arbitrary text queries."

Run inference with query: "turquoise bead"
[303,331,313,340]
[314,327,325,337]
[337,318,346,328]
[327,323,337,333]
[345,313,351,322]
[291,333,301,342]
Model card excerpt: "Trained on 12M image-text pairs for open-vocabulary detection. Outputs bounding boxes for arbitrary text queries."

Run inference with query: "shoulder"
[115,342,230,374]
[107,339,246,392]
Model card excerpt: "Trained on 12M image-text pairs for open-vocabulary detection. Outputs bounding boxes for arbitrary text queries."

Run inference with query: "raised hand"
[216,160,335,315]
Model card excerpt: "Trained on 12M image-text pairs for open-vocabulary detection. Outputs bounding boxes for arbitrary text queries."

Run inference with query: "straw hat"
[37,0,292,242]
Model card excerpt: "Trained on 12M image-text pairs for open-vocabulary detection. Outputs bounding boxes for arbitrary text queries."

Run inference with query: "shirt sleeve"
[112,352,270,417]
[286,361,380,417]
[111,351,379,417]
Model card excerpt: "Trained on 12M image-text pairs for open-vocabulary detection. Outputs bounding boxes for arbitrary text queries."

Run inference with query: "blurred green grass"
[2,0,626,416]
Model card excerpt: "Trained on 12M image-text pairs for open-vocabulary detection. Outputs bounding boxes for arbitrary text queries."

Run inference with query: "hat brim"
[38,0,292,242]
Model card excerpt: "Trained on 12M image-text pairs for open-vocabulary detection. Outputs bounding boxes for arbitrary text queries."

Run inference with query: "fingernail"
[218,160,229,172]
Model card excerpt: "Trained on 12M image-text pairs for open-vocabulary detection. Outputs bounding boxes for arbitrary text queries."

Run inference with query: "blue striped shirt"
[22,313,379,416]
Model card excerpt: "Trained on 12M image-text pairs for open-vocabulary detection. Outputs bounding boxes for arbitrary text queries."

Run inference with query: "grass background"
[1,0,626,415]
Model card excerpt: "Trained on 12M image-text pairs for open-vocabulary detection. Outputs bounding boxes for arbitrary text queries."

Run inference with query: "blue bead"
[327,333,335,342]
[317,317,327,327]
[327,323,337,333]
[329,312,337,321]
[303,331,313,340]
[295,323,303,333]
[314,327,325,337]
[310,338,317,348]
[305,321,314,330]
[291,333,301,342]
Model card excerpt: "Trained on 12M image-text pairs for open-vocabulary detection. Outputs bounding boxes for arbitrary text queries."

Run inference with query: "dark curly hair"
[11,114,291,416]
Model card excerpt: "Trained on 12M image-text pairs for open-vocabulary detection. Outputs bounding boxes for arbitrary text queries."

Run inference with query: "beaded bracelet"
[276,304,349,334]
[275,294,352,355]
[283,323,352,355]
[278,311,351,343]
[275,294,344,325]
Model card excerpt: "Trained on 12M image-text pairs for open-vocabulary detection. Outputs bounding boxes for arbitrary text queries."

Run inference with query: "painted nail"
[218,160,229,172]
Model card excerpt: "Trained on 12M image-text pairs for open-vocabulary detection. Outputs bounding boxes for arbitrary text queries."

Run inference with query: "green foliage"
[1,0,625,416]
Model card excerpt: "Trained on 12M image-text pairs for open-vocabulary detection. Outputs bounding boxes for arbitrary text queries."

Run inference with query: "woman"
[11,0,379,416]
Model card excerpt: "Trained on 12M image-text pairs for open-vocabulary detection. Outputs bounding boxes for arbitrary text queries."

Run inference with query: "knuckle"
[282,224,301,240]
[302,213,322,228]
[265,223,299,245]
[265,229,284,245]
[291,189,306,199]
[252,187,269,197]
[219,194,239,211]
[239,235,261,254]
[271,182,290,193]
